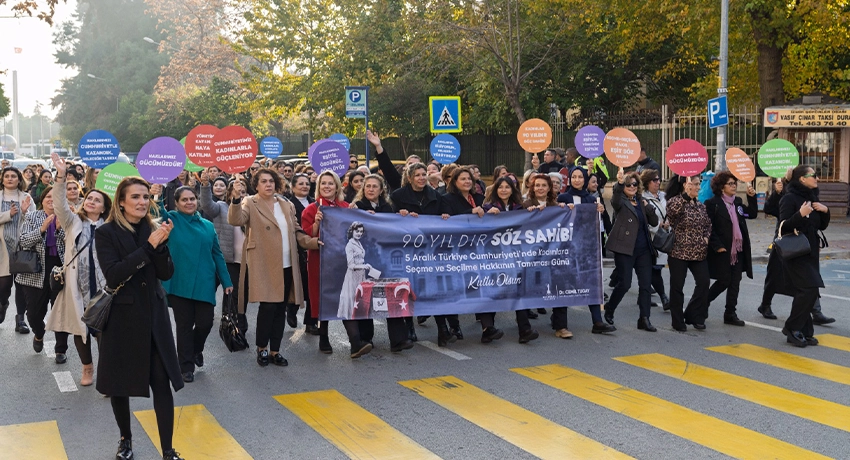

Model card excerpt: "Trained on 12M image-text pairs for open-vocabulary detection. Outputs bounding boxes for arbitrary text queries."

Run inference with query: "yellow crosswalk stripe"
[616,353,850,433]
[135,404,251,459]
[708,343,850,386]
[816,334,850,353]
[275,389,439,460]
[398,375,631,460]
[512,364,830,460]
[0,420,68,459]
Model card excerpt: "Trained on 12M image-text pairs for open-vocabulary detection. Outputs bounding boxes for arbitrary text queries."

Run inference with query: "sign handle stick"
[364,88,370,170]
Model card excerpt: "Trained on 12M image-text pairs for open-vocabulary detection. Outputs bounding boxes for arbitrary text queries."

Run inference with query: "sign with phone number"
[764,107,850,128]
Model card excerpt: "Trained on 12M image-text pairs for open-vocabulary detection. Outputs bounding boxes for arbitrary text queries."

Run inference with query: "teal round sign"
[757,139,799,178]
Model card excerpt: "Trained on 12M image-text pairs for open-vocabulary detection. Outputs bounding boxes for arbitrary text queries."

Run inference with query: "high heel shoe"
[637,317,657,332]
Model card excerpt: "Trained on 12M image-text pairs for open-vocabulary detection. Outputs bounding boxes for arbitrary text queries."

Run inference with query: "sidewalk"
[601,212,850,267]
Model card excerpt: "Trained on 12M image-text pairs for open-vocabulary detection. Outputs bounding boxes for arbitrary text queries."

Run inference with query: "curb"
[602,250,850,268]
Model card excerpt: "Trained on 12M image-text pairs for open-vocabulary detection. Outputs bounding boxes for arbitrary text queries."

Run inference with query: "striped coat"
[15,210,66,288]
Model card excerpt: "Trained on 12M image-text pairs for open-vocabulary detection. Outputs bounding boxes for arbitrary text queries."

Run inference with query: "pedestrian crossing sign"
[429,96,462,133]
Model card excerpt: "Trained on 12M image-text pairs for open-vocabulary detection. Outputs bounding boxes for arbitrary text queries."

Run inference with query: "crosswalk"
[3,335,848,459]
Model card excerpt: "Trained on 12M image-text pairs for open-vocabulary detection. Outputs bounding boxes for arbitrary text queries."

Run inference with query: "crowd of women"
[0,139,834,459]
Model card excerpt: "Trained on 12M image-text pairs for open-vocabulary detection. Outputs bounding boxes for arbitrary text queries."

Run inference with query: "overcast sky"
[1,0,79,118]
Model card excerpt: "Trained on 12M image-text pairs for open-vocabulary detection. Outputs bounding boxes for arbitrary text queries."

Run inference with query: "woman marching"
[704,171,758,326]
[229,168,319,365]
[0,167,33,332]
[158,185,232,383]
[351,174,415,352]
[301,171,350,354]
[640,169,670,309]
[45,153,111,385]
[287,173,318,334]
[95,177,184,460]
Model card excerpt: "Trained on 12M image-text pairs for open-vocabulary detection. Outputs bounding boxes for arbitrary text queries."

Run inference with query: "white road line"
[288,328,304,343]
[53,371,78,393]
[44,340,55,358]
[743,321,783,333]
[416,340,472,360]
[831,270,850,274]
[821,293,850,301]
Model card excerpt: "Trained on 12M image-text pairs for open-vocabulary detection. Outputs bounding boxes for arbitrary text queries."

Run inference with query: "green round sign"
[180,136,204,172]
[96,162,141,200]
[757,139,799,178]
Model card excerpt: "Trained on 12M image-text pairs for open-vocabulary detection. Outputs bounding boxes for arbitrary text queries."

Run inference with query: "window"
[790,130,840,181]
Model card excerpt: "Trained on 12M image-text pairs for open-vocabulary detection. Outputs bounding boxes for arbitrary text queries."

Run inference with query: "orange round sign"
[725,148,756,182]
[517,119,552,153]
[603,128,641,167]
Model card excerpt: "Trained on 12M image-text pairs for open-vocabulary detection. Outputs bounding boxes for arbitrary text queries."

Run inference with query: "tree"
[3,0,64,25]
[0,83,9,119]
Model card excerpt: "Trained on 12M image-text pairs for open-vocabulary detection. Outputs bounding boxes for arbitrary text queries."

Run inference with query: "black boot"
[319,335,333,354]
[637,317,657,332]
[450,325,463,340]
[812,311,836,325]
[437,326,456,347]
[660,294,670,312]
[162,448,184,460]
[286,304,298,328]
[115,437,133,460]
[236,314,248,333]
[757,304,777,319]
[0,302,7,324]
[15,314,29,334]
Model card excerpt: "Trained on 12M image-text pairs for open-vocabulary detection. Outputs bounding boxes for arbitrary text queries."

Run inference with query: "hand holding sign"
[725,148,756,182]
[603,128,641,168]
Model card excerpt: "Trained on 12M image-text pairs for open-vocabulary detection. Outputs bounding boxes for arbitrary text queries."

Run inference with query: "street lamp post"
[86,73,119,112]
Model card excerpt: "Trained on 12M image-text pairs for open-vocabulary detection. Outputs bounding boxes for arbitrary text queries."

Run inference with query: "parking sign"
[345,86,368,118]
[707,95,728,129]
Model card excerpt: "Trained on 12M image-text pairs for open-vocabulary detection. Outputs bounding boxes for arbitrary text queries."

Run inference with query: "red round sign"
[665,139,708,177]
[185,125,220,167]
[212,126,257,174]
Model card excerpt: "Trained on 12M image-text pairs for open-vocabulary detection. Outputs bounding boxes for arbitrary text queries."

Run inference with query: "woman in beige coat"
[0,166,34,332]
[46,153,111,385]
[228,168,318,367]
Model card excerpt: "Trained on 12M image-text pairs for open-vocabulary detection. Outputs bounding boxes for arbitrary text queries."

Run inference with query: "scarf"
[721,194,743,265]
[465,193,475,208]
[1,190,22,256]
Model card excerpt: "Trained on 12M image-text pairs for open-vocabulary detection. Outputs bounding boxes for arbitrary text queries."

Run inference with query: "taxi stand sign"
[430,96,462,133]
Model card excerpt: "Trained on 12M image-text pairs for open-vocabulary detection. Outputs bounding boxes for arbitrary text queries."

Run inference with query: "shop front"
[764,93,850,215]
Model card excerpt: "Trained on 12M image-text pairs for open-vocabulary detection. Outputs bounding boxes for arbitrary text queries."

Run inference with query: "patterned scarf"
[1,190,22,255]
[721,194,743,265]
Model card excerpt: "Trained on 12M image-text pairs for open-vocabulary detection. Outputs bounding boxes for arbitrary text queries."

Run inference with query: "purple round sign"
[308,139,348,177]
[136,137,186,184]
[575,125,606,159]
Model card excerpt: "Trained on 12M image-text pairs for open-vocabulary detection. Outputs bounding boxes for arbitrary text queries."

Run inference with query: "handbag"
[648,200,675,253]
[50,237,93,293]
[81,276,130,332]
[773,220,811,261]
[9,244,40,274]
[219,293,248,352]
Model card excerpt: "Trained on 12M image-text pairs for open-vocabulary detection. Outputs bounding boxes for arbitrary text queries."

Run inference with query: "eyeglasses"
[725,181,737,186]
[803,173,818,178]
[250,167,260,171]
[625,182,638,187]
[349,160,358,164]
[651,178,661,182]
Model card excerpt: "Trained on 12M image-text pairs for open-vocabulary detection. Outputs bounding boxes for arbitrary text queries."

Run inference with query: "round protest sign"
[757,139,799,178]
[725,148,756,182]
[136,137,186,184]
[185,125,219,167]
[665,138,708,177]
[179,137,204,172]
[429,134,461,164]
[260,136,283,159]
[78,129,120,168]
[96,162,140,199]
[517,119,552,153]
[212,126,257,174]
[575,125,606,159]
[603,128,641,167]
[308,139,348,177]
[329,133,351,152]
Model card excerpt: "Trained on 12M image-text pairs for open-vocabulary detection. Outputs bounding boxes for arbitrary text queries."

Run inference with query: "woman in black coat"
[288,173,318,333]
[603,169,659,331]
[704,171,758,326]
[776,165,830,347]
[95,177,184,460]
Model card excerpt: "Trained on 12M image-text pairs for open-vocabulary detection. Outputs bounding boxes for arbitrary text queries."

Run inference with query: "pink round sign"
[665,139,708,177]
[185,125,219,167]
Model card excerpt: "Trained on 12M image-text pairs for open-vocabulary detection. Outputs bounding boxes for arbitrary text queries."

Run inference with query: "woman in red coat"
[301,171,349,354]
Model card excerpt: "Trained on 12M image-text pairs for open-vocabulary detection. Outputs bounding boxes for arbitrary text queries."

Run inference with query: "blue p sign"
[349,91,361,103]
[707,96,728,129]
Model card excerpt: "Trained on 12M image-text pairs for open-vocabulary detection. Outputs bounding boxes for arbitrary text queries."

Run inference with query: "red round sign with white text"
[185,125,220,167]
[212,126,257,174]
[666,138,708,177]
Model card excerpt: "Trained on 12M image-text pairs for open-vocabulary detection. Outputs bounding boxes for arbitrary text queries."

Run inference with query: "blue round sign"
[260,136,283,159]
[429,134,461,164]
[328,133,351,152]
[78,129,120,168]
[575,125,606,159]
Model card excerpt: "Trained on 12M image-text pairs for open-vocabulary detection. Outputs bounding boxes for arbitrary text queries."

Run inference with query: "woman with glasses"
[704,172,757,327]
[640,170,670,310]
[664,175,712,331]
[602,170,659,332]
[775,166,830,347]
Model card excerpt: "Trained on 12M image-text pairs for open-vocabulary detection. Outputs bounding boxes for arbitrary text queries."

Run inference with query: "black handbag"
[773,220,811,261]
[219,293,248,352]
[81,276,130,332]
[50,238,93,293]
[648,200,675,253]
[9,244,40,274]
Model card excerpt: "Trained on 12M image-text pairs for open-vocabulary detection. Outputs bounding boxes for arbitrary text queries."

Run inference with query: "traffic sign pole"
[364,87,369,170]
[716,0,729,172]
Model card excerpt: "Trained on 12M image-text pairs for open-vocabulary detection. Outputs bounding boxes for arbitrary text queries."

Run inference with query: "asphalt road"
[1,260,849,459]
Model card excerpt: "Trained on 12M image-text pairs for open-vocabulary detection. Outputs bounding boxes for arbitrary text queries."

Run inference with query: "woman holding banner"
[391,163,441,342]
[603,170,659,332]
[301,170,348,354]
[556,167,616,336]
[0,167,33,332]
[664,175,712,331]
[229,168,318,366]
[704,171,757,327]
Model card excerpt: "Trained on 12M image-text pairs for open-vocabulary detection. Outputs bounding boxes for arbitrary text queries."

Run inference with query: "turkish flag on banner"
[385,281,415,318]
[354,282,374,319]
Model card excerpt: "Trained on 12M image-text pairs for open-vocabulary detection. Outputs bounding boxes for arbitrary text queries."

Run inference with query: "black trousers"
[386,317,409,347]
[762,288,824,314]
[298,252,316,326]
[434,314,459,331]
[668,257,710,327]
[255,267,293,352]
[24,254,61,340]
[607,250,654,319]
[168,295,215,374]
[343,319,375,350]
[786,287,817,337]
[551,306,603,330]
[708,256,743,315]
[73,333,97,365]
[226,263,248,316]
[110,340,174,452]
[651,267,667,302]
